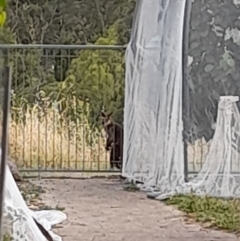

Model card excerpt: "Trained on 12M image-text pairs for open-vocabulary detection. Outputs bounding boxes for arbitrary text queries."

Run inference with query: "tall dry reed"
[9,105,110,171]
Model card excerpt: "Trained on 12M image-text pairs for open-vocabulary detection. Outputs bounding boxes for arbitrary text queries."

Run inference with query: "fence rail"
[0,44,127,49]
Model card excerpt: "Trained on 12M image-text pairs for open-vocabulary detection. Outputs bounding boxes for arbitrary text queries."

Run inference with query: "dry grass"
[9,105,110,171]
[187,138,211,172]
[8,104,213,172]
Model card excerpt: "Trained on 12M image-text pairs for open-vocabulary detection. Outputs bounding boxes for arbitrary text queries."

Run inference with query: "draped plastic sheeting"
[181,97,240,199]
[123,0,186,190]
[123,0,240,200]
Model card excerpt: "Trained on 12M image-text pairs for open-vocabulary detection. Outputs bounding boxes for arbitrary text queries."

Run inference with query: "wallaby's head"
[100,111,116,146]
[100,111,123,149]
[100,111,113,129]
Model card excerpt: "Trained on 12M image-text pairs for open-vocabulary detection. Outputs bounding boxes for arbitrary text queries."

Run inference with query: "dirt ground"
[32,178,238,241]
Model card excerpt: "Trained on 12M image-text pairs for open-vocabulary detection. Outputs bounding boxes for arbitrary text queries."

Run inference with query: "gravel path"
[32,178,238,241]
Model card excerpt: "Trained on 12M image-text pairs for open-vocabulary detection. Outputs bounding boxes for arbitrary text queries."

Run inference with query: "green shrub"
[165,194,240,231]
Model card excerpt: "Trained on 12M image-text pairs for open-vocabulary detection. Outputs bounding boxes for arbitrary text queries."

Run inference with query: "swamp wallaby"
[100,111,123,170]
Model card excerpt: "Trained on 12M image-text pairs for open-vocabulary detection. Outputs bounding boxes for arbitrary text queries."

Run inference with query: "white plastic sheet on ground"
[123,0,240,199]
[2,149,67,241]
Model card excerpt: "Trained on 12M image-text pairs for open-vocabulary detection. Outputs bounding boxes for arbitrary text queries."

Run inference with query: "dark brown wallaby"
[33,218,54,241]
[100,111,123,170]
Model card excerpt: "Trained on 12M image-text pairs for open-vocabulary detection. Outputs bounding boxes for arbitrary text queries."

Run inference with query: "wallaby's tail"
[33,217,54,241]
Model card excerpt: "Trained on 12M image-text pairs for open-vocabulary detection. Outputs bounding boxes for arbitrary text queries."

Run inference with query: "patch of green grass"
[38,204,65,211]
[123,181,140,192]
[18,181,45,203]
[164,194,240,232]
[18,181,65,212]
[3,234,13,241]
[56,205,66,211]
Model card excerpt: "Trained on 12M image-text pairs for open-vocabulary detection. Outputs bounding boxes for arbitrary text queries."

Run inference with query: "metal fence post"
[0,66,12,240]
[182,0,192,182]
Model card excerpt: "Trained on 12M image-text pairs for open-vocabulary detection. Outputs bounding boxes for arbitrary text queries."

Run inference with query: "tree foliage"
[66,22,125,126]
[44,22,125,128]
[2,0,135,127]
[7,0,135,45]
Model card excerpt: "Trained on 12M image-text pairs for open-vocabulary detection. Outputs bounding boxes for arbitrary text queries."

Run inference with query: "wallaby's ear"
[101,111,106,118]
[107,112,113,118]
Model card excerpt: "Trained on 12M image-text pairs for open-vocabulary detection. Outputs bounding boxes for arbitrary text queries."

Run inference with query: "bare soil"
[32,178,238,241]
